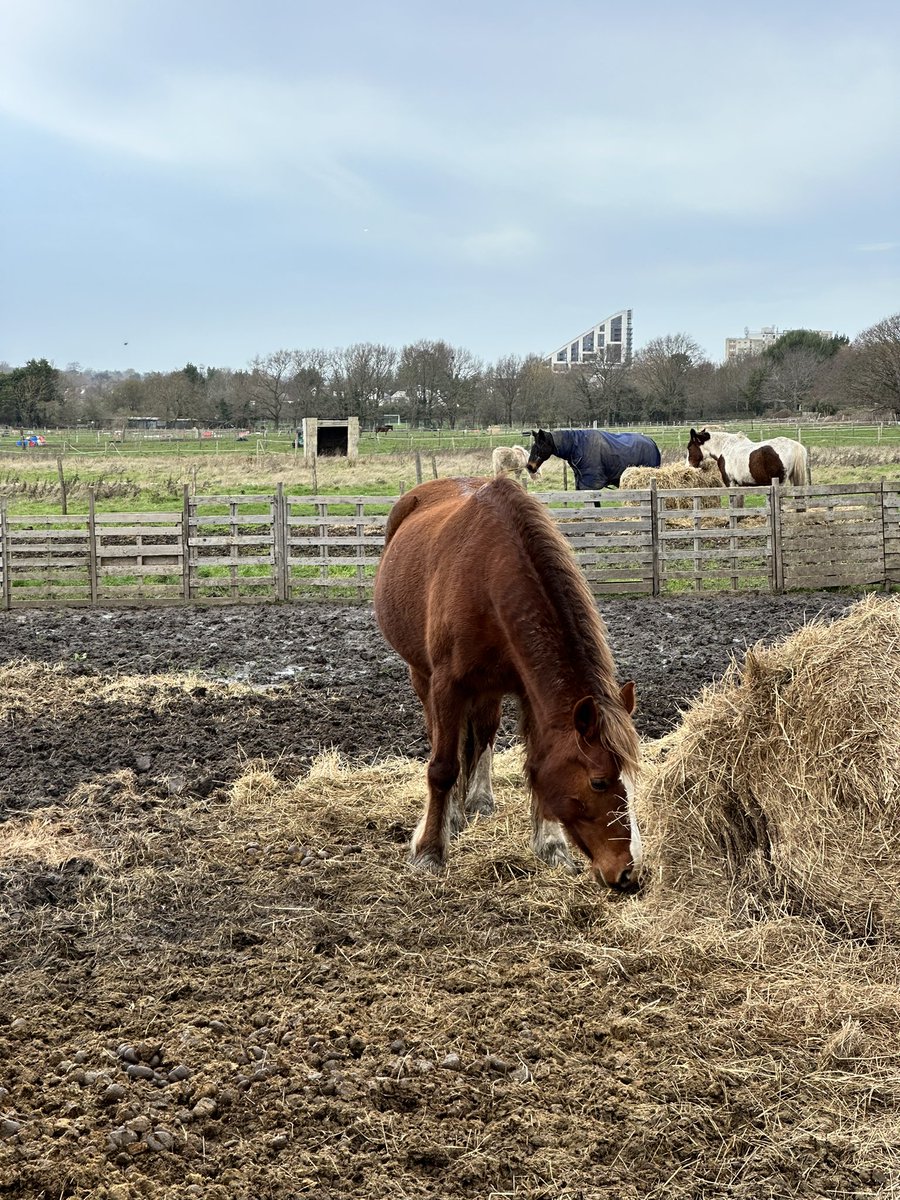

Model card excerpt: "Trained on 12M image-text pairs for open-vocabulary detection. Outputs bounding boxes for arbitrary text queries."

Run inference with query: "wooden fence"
[1,481,898,607]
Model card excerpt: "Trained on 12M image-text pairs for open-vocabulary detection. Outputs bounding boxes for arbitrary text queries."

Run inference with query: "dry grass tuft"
[0,661,271,720]
[637,594,900,936]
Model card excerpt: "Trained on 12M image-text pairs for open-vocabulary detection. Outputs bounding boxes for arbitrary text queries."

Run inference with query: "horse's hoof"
[535,841,578,874]
[408,848,446,874]
[465,794,496,818]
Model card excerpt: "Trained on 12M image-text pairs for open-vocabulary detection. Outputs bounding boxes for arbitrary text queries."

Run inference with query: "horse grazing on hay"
[687,427,811,486]
[373,476,642,889]
[526,428,661,492]
[491,444,538,484]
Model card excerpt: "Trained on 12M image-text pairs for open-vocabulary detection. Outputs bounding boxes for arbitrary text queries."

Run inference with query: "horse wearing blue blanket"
[526,428,661,491]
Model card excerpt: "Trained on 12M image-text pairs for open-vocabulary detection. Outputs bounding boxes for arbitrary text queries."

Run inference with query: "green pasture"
[0,422,898,517]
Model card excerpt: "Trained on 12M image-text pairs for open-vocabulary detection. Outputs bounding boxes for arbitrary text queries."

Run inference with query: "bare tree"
[759,348,826,413]
[489,354,525,427]
[330,343,398,421]
[849,313,900,418]
[249,350,299,426]
[632,333,705,422]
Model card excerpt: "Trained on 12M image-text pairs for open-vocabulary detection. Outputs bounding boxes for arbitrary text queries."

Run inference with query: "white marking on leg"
[465,745,495,817]
[530,791,576,873]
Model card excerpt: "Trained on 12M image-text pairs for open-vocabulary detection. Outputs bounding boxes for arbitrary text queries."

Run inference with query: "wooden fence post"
[770,480,783,592]
[182,485,192,601]
[881,479,889,591]
[415,452,423,485]
[649,479,660,597]
[0,500,10,611]
[275,482,288,601]
[430,454,438,479]
[87,488,98,604]
[57,456,68,515]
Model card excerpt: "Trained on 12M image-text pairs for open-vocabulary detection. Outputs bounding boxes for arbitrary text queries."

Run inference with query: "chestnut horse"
[373,476,642,889]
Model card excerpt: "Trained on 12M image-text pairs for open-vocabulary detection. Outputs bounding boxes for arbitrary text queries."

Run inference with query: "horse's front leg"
[531,792,578,874]
[410,682,465,873]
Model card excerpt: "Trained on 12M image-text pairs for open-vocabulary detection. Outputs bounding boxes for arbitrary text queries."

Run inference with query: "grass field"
[0,424,898,516]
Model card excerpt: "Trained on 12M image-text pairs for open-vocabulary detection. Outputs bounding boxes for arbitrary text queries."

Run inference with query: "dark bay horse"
[373,476,642,889]
[526,428,661,490]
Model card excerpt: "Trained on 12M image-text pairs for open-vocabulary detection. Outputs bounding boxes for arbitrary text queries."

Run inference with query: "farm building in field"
[301,416,360,462]
[548,308,633,371]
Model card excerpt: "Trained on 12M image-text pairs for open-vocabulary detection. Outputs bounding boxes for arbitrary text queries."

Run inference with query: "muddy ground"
[0,594,853,814]
[1,592,887,1200]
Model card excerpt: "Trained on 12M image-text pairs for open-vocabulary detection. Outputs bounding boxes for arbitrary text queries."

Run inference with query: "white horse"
[492,444,538,484]
[687,428,810,486]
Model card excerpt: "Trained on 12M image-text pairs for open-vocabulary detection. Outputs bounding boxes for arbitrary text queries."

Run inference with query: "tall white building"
[548,309,633,371]
[725,326,834,361]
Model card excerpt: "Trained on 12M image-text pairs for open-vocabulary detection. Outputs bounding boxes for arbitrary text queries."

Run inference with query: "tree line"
[3,313,900,432]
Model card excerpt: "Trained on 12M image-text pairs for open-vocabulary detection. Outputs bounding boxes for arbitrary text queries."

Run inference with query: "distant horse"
[526,428,661,491]
[491,444,538,484]
[687,428,811,486]
[373,476,642,889]
[375,424,394,434]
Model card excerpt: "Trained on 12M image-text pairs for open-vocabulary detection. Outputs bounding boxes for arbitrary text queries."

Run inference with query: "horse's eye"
[590,778,610,792]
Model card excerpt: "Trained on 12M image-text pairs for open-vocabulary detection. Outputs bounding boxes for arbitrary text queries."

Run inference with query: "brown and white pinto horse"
[373,476,642,889]
[687,427,810,486]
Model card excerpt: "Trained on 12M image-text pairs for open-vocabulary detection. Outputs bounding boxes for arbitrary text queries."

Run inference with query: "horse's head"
[686,427,710,468]
[525,429,555,475]
[531,682,641,891]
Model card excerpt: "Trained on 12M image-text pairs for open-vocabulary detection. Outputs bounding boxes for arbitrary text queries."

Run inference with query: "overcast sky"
[2,0,899,373]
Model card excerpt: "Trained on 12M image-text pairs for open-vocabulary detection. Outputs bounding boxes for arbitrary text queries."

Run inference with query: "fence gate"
[779,483,885,591]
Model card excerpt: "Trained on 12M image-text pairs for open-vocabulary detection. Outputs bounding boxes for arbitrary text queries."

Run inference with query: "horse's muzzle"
[599,865,641,894]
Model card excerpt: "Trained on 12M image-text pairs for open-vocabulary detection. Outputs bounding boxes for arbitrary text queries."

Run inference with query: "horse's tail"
[791,446,810,487]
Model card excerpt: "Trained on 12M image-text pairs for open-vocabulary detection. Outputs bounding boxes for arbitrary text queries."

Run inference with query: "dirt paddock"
[2,593,897,1200]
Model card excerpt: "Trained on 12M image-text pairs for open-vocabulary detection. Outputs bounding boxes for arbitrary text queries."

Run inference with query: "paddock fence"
[1,481,898,607]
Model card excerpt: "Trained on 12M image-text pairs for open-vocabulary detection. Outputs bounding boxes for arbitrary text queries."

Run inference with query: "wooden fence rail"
[1,482,898,607]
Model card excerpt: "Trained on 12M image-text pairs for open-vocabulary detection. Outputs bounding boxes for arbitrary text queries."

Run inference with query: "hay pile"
[638,594,900,936]
[0,662,268,721]
[620,458,722,510]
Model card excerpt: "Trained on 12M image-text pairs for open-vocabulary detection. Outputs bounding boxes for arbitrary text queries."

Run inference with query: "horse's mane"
[482,478,640,775]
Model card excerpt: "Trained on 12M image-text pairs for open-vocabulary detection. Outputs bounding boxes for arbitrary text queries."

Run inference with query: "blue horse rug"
[551,429,661,490]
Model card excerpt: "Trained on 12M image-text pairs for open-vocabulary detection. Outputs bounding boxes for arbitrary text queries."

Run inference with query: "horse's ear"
[689,428,699,440]
[573,696,599,738]
[619,680,636,714]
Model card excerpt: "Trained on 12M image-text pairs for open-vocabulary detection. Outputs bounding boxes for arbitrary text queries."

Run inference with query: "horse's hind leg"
[464,697,501,820]
[531,794,578,874]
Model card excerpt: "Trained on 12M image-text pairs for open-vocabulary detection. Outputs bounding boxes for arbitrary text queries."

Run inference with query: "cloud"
[459,226,539,264]
[856,241,899,252]
[0,7,897,227]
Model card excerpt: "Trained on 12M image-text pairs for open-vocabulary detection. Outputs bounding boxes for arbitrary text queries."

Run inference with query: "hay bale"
[637,595,900,936]
[620,459,722,510]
